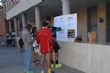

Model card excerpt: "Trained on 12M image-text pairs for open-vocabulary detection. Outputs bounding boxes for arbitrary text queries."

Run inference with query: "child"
[31,27,39,65]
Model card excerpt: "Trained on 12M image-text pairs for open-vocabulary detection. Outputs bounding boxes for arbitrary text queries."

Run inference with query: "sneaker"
[26,70,34,73]
[33,60,36,65]
[48,71,55,73]
[51,64,54,68]
[24,69,27,73]
[41,70,45,73]
[33,62,36,65]
[35,60,39,63]
[55,63,62,68]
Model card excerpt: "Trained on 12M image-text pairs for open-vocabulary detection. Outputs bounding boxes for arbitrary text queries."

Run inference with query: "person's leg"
[33,47,39,62]
[50,51,54,68]
[54,50,62,68]
[46,53,51,69]
[40,53,45,73]
[32,51,35,61]
[26,50,33,72]
[46,53,54,73]
[32,50,36,65]
[55,52,58,64]
[46,53,51,73]
[24,50,27,71]
[35,53,39,63]
[8,40,11,46]
[7,40,9,46]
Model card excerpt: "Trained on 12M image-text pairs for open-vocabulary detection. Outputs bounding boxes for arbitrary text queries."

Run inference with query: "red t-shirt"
[36,27,54,54]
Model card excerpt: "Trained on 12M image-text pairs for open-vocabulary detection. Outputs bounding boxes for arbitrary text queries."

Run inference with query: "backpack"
[18,37,24,53]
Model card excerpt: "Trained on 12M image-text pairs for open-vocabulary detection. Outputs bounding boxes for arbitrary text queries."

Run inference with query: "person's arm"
[27,32,35,43]
[54,27,61,31]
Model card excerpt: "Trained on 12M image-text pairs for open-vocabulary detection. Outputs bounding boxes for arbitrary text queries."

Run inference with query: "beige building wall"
[70,2,107,43]
[97,3,107,43]
[72,7,88,42]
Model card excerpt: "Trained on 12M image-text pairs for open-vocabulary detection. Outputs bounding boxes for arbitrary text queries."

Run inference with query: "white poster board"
[54,14,77,42]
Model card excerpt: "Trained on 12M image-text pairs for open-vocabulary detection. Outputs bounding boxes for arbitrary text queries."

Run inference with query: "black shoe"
[35,60,39,63]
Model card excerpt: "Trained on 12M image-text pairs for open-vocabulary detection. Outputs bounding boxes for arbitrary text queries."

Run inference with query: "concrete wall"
[58,42,110,73]
[6,0,42,20]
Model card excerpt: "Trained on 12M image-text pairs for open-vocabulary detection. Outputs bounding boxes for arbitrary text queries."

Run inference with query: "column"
[35,6,41,30]
[9,20,12,33]
[14,17,18,36]
[61,0,70,15]
[22,13,27,29]
[2,2,5,12]
[18,21,21,36]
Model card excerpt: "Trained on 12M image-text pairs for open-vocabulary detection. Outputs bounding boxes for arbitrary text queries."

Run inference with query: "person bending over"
[48,26,62,68]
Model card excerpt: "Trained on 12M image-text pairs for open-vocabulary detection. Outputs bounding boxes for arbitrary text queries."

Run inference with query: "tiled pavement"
[0,47,85,73]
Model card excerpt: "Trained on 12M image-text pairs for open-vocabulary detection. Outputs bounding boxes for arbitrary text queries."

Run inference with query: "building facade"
[3,0,110,73]
[0,6,9,37]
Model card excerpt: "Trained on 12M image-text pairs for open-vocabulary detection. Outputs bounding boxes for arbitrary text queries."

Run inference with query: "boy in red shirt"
[36,22,54,73]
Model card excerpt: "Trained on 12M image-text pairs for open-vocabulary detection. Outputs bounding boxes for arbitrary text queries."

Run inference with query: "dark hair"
[42,22,48,27]
[32,27,36,33]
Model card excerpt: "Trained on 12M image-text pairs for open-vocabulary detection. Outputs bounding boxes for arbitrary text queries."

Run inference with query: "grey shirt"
[21,28,34,50]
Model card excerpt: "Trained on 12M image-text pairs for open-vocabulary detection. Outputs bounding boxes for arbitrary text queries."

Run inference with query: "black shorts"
[52,42,60,53]
[52,48,58,53]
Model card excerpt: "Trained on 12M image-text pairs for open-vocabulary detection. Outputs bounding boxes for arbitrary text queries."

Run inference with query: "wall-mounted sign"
[99,17,104,23]
[54,14,77,42]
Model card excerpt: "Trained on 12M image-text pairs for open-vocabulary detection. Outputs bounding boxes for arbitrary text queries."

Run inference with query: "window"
[88,7,97,33]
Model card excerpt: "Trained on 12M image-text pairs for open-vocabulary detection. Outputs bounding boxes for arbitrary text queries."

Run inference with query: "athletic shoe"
[41,70,45,73]
[55,63,62,68]
[48,71,55,73]
[24,69,27,73]
[33,62,36,65]
[33,60,36,65]
[51,64,54,68]
[35,60,39,63]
